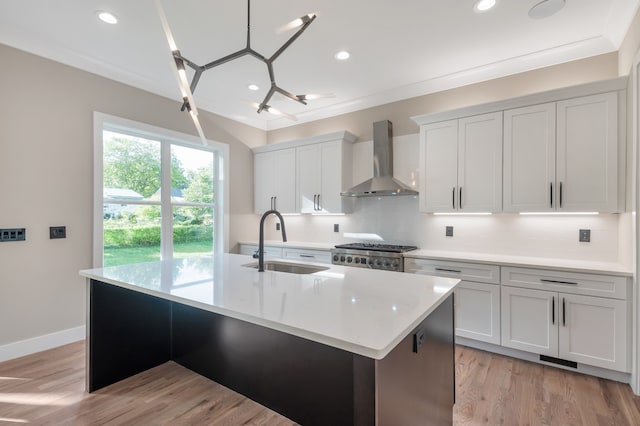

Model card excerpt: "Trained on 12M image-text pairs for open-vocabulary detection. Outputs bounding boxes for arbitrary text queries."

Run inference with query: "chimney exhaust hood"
[341,120,419,197]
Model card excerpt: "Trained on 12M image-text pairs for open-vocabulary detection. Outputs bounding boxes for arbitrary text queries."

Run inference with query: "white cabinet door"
[455,281,501,344]
[503,103,556,212]
[458,112,503,212]
[297,140,350,214]
[254,149,296,214]
[272,149,296,213]
[282,248,331,264]
[297,144,322,213]
[254,152,274,214]
[559,293,628,372]
[556,92,618,212]
[238,244,283,259]
[318,141,343,213]
[501,286,558,356]
[420,120,458,212]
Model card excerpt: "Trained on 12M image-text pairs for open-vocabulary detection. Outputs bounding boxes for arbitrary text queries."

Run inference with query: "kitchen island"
[80,254,459,425]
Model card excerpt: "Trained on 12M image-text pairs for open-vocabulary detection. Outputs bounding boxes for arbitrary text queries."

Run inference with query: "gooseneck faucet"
[255,209,287,272]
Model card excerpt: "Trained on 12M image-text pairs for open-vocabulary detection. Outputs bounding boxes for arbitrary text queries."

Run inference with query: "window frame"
[93,112,229,267]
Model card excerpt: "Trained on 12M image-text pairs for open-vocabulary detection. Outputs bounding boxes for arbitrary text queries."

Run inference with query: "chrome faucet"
[255,209,287,272]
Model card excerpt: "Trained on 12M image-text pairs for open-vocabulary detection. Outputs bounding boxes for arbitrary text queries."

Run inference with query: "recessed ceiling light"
[474,0,497,13]
[528,0,566,19]
[247,84,260,91]
[334,50,350,61]
[97,11,118,24]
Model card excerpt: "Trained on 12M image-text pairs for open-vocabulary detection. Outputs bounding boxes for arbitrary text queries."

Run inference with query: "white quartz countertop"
[79,254,458,360]
[405,250,633,276]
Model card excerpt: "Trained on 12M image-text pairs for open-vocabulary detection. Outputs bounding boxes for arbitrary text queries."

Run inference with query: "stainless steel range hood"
[341,120,419,197]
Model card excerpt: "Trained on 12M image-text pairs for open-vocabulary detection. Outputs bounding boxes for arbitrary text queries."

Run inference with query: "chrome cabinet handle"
[562,297,566,326]
[313,194,317,211]
[459,187,463,209]
[552,296,555,325]
[299,254,315,258]
[540,278,577,286]
[435,267,462,273]
[317,194,321,211]
[550,182,553,208]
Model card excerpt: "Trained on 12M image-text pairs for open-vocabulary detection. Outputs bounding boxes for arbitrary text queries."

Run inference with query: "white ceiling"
[1,0,638,131]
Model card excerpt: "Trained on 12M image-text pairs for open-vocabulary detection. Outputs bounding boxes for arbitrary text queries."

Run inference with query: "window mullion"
[160,141,173,260]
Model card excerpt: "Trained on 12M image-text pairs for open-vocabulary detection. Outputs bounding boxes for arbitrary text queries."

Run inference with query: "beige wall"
[619,5,640,76]
[0,43,263,346]
[267,53,619,144]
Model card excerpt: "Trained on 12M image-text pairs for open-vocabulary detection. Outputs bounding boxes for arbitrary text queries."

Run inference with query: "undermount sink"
[243,260,329,275]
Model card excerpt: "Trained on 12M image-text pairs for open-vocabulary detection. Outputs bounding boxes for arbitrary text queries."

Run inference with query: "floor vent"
[540,355,578,368]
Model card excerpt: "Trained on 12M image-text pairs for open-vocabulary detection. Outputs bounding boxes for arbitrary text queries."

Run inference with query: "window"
[93,113,228,267]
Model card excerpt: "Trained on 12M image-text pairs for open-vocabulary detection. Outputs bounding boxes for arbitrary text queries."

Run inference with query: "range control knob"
[333,254,339,262]
[347,256,352,263]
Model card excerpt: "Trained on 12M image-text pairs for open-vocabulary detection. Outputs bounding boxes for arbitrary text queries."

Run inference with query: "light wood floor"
[1,341,639,425]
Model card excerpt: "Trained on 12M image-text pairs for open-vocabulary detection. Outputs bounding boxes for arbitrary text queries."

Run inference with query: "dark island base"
[88,279,454,425]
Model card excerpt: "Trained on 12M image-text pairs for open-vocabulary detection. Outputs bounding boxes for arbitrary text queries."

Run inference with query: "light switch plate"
[50,226,66,239]
[334,224,339,233]
[446,226,453,237]
[579,229,590,242]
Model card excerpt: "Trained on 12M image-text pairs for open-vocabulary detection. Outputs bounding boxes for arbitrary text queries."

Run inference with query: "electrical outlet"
[579,229,590,242]
[446,226,453,237]
[276,223,280,231]
[0,228,26,242]
[334,224,339,233]
[50,226,66,239]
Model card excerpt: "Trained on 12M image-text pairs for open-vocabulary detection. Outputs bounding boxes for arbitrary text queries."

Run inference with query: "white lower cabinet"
[559,293,627,371]
[404,258,501,344]
[455,281,501,344]
[282,248,331,264]
[238,244,283,259]
[501,267,629,372]
[501,286,558,356]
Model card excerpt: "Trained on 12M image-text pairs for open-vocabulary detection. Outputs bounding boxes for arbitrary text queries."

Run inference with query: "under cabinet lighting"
[519,212,599,216]
[432,212,492,216]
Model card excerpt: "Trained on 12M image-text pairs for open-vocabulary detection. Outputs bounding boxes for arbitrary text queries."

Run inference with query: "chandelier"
[155,0,320,136]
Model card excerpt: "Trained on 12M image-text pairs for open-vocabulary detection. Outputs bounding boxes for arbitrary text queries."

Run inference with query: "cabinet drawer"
[239,244,283,259]
[501,266,628,300]
[282,248,331,264]
[404,258,500,284]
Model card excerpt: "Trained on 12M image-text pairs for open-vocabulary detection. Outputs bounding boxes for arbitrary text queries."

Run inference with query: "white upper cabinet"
[503,103,556,212]
[254,149,296,214]
[458,112,503,212]
[253,131,355,215]
[420,120,458,212]
[420,112,502,213]
[504,92,619,212]
[297,140,352,213]
[414,77,626,214]
[556,92,618,212]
